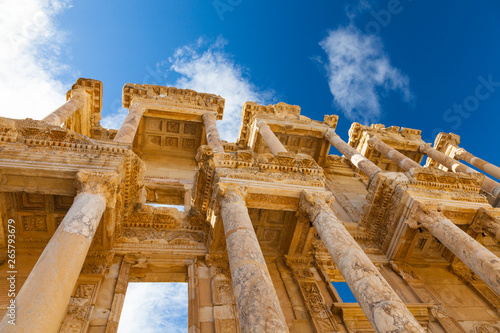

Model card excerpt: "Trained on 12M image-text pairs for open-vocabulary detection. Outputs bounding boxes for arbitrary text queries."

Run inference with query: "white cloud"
[102,38,273,139]
[118,282,188,333]
[169,37,273,142]
[101,107,128,130]
[319,24,412,124]
[0,0,74,120]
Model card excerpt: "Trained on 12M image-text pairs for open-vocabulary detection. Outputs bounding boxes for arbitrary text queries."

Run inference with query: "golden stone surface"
[1,79,500,332]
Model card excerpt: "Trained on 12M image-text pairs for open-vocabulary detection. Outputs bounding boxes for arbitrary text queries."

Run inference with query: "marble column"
[300,191,424,333]
[256,120,288,156]
[202,112,224,153]
[0,171,118,333]
[325,129,381,180]
[419,144,500,197]
[113,101,145,144]
[368,136,421,173]
[408,202,500,297]
[218,184,289,333]
[42,89,89,126]
[455,148,500,181]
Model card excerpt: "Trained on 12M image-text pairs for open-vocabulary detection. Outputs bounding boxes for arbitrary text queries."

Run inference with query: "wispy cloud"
[103,37,273,140]
[345,0,372,21]
[169,37,273,142]
[319,24,412,124]
[118,282,188,333]
[0,0,74,120]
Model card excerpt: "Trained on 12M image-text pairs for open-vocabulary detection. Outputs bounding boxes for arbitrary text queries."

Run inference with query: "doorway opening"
[117,282,188,333]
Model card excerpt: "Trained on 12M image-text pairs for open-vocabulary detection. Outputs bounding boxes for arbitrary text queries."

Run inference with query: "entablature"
[193,146,325,214]
[122,83,224,119]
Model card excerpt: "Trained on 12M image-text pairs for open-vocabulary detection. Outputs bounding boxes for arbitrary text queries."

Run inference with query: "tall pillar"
[408,202,500,296]
[0,171,118,333]
[218,184,289,333]
[202,112,224,153]
[42,89,89,126]
[299,191,424,333]
[113,101,145,144]
[368,136,421,173]
[419,144,500,197]
[455,148,500,181]
[325,129,381,180]
[256,120,288,156]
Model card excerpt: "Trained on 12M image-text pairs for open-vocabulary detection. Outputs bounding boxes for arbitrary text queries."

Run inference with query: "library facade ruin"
[2,78,500,332]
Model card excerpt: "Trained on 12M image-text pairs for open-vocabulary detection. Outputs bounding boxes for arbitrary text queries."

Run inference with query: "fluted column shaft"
[0,171,118,333]
[113,102,145,144]
[368,136,421,172]
[419,144,500,197]
[42,89,88,126]
[256,120,287,156]
[456,148,500,181]
[202,112,224,153]
[325,129,381,180]
[219,185,288,333]
[300,191,424,333]
[409,203,500,296]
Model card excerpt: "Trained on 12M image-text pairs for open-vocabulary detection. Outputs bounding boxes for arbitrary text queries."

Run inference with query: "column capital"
[202,111,217,121]
[454,147,470,160]
[418,143,432,154]
[256,119,268,128]
[75,170,119,204]
[367,135,380,147]
[324,128,339,141]
[299,190,335,221]
[407,202,444,229]
[215,182,248,202]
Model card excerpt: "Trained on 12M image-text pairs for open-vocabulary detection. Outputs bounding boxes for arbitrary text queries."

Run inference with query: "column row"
[362,135,500,296]
[0,171,118,333]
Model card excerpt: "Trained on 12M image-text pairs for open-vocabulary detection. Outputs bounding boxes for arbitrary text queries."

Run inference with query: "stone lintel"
[217,177,325,211]
[122,83,224,119]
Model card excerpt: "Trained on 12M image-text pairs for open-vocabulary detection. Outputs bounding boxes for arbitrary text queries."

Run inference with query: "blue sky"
[1,0,500,330]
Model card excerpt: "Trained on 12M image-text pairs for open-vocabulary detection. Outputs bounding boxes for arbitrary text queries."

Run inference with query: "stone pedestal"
[300,191,424,333]
[202,112,224,153]
[113,102,145,144]
[325,129,381,180]
[368,136,421,173]
[42,89,89,126]
[408,203,500,296]
[256,120,288,156]
[218,184,289,333]
[420,144,500,197]
[456,148,500,181]
[0,171,118,333]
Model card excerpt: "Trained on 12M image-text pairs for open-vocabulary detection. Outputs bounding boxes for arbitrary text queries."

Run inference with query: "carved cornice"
[122,83,225,118]
[348,122,424,150]
[194,146,325,213]
[0,117,95,145]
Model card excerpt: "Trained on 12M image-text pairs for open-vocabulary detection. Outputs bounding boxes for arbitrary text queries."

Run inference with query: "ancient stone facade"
[1,78,500,332]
